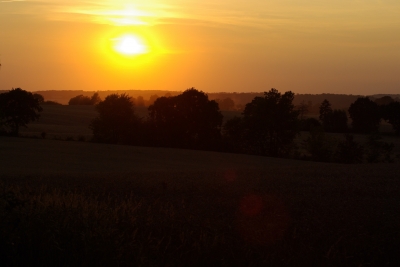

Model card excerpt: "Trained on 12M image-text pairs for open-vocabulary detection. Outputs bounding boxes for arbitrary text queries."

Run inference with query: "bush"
[302,127,337,162]
[334,134,364,164]
[365,134,394,163]
[299,118,321,131]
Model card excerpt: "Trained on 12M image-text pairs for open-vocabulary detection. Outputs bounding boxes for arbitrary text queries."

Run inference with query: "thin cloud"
[1,0,399,32]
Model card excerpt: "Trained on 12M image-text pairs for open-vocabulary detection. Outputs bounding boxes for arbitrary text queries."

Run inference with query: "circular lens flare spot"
[113,35,147,56]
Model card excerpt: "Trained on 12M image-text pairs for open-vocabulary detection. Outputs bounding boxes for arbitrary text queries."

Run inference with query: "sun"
[113,34,148,56]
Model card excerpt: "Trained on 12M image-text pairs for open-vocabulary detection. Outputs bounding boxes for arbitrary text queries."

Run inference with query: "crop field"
[1,136,400,266]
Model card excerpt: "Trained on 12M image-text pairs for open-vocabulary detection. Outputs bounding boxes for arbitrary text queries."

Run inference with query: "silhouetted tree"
[299,117,321,131]
[364,134,395,163]
[42,100,62,105]
[334,134,364,164]
[348,97,380,133]
[33,93,45,104]
[147,94,159,106]
[148,88,223,149]
[231,88,299,156]
[302,126,336,162]
[0,88,42,136]
[90,94,139,144]
[0,104,5,133]
[90,92,102,105]
[375,96,394,106]
[69,93,101,105]
[381,101,400,135]
[69,95,91,105]
[296,100,309,120]
[329,110,348,133]
[319,99,332,124]
[223,116,246,152]
[319,100,348,132]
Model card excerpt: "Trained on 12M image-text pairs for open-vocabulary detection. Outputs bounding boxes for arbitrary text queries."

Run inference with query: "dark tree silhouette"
[381,101,400,135]
[299,117,321,131]
[90,94,139,144]
[33,93,45,104]
[375,96,394,106]
[302,126,334,162]
[147,94,159,106]
[229,88,299,156]
[0,88,42,136]
[319,100,348,132]
[329,110,348,133]
[148,88,223,149]
[223,116,246,152]
[348,97,380,133]
[334,134,364,164]
[296,100,309,120]
[319,99,332,123]
[90,93,102,105]
[69,95,91,105]
[321,110,348,133]
[69,93,102,105]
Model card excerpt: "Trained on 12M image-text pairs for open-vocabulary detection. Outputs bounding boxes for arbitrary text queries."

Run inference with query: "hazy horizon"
[1,1,399,95]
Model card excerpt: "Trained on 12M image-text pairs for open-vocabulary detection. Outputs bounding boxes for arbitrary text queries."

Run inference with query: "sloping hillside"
[1,136,400,266]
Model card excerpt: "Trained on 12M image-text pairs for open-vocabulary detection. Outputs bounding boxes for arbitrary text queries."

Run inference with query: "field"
[1,136,400,266]
[3,104,400,266]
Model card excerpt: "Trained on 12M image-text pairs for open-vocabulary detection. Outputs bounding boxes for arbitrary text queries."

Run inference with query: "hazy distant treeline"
[30,90,400,113]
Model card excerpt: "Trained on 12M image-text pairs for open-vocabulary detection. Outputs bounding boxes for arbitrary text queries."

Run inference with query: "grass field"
[1,137,400,266]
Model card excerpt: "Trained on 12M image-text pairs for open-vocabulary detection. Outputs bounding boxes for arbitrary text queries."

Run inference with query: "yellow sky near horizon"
[0,0,399,94]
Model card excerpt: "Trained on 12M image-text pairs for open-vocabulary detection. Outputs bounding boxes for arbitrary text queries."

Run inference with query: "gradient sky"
[0,0,399,94]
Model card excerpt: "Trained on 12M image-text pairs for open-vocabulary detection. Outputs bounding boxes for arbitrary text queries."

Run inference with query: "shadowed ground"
[1,136,400,266]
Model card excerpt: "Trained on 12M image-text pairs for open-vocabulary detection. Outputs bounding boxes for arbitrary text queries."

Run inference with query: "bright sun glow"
[113,35,148,56]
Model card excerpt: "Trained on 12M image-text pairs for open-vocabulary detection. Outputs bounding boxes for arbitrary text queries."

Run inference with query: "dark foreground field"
[1,137,400,266]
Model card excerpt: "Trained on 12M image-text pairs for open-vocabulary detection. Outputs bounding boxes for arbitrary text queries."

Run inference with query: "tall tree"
[319,99,333,129]
[296,100,309,120]
[348,97,380,133]
[319,100,348,133]
[0,88,42,136]
[90,94,139,144]
[329,110,348,133]
[148,88,223,149]
[239,88,299,156]
[381,101,400,135]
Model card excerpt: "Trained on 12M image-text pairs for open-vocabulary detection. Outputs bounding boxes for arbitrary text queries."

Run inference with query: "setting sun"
[113,34,148,56]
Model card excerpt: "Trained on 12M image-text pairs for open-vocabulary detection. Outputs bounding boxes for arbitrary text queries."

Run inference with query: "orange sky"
[0,0,399,94]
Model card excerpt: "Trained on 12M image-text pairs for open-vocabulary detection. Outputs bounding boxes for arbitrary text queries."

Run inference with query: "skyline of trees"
[1,87,399,162]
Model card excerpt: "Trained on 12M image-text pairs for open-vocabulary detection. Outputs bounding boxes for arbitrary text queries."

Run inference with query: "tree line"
[68,92,238,111]
[88,88,399,162]
[1,87,399,163]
